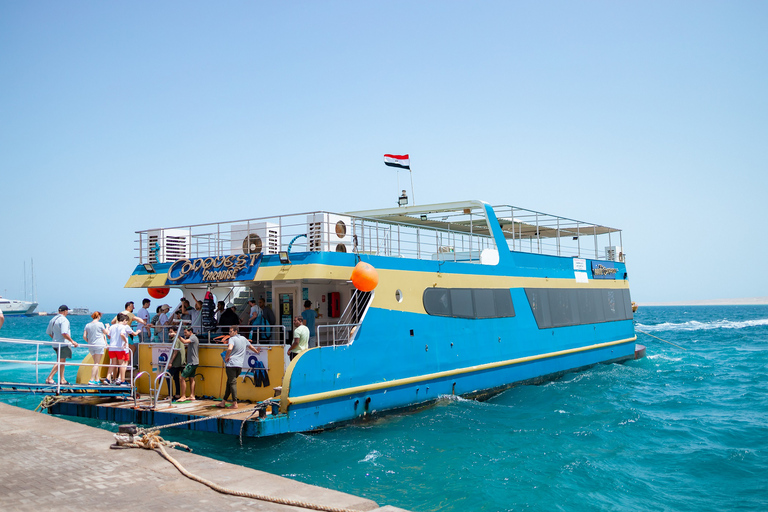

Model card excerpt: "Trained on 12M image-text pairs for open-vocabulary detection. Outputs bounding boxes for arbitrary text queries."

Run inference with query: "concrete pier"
[0,402,409,512]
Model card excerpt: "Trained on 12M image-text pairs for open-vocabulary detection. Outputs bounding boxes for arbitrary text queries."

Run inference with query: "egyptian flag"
[384,154,410,169]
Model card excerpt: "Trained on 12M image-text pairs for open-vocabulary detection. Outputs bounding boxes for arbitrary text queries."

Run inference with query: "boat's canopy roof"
[347,200,620,240]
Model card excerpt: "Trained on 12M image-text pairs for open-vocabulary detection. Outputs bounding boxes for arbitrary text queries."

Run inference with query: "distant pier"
[0,402,408,512]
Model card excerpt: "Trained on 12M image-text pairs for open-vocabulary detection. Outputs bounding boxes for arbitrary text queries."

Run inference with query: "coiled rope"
[113,429,364,512]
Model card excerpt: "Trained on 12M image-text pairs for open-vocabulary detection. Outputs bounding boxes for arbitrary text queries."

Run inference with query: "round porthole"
[335,220,347,238]
[335,243,347,253]
[395,289,403,303]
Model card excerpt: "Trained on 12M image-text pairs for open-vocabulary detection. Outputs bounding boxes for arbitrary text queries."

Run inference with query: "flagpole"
[409,168,415,205]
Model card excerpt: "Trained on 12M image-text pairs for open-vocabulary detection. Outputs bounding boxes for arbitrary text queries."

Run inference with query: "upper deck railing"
[134,202,624,266]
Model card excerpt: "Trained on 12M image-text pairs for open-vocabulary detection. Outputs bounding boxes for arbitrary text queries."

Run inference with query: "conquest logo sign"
[591,261,618,280]
[166,254,262,284]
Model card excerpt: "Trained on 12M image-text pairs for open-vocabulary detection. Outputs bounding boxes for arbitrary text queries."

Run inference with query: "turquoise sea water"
[1,306,766,511]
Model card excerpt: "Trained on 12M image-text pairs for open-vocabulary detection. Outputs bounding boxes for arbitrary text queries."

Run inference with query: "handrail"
[132,371,150,408]
[316,323,361,347]
[0,337,134,397]
[153,371,172,408]
[153,322,186,407]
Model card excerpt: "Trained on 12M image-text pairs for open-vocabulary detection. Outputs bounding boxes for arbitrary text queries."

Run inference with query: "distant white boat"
[0,297,38,316]
[70,307,90,316]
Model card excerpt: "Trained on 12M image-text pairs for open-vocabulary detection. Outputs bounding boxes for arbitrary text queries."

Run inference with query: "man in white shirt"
[45,305,79,384]
[288,316,310,361]
[136,298,151,342]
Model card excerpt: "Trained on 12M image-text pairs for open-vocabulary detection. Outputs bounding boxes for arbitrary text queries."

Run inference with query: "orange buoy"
[350,261,379,292]
[148,287,170,299]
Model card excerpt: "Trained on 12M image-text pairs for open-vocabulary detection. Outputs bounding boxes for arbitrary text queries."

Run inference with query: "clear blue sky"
[1,1,766,312]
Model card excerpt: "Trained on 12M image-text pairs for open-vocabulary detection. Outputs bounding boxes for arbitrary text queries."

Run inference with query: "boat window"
[423,288,451,316]
[524,288,633,329]
[423,288,515,319]
[450,289,474,318]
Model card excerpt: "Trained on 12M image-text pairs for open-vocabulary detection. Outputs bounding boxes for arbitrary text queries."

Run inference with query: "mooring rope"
[34,395,68,412]
[239,407,262,447]
[636,329,688,351]
[113,430,365,512]
[143,406,261,432]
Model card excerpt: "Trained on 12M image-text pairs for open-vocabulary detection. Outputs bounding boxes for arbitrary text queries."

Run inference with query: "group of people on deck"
[43,295,316,402]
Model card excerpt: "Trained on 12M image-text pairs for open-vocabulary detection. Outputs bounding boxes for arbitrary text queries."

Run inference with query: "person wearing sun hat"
[45,305,80,384]
[157,304,172,342]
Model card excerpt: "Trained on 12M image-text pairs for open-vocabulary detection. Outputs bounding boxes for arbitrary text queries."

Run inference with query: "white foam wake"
[636,318,768,332]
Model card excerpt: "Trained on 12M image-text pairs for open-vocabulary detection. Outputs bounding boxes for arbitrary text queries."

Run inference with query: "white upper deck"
[134,201,624,265]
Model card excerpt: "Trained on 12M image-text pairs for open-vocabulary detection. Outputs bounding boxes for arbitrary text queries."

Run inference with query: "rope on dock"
[34,395,69,412]
[113,430,366,512]
[636,329,688,351]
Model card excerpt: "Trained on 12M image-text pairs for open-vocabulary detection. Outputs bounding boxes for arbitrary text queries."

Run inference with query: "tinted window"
[423,288,516,319]
[450,289,474,318]
[525,287,632,329]
[423,288,451,317]
[493,289,515,317]
[474,289,496,318]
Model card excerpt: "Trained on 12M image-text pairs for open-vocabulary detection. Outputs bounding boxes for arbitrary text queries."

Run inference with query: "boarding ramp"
[0,337,134,398]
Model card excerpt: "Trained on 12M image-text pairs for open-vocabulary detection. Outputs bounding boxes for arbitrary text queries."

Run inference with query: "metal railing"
[0,337,136,398]
[148,323,286,344]
[135,205,625,266]
[317,323,360,347]
[492,205,624,261]
[135,210,499,265]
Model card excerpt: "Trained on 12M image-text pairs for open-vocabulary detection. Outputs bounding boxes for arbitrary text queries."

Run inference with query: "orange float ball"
[148,287,170,299]
[350,262,379,292]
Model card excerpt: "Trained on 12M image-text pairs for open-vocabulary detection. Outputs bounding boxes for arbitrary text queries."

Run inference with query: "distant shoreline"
[639,297,768,306]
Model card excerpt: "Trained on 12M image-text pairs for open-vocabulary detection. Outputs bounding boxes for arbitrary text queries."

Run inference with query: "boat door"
[279,292,294,342]
[272,285,298,343]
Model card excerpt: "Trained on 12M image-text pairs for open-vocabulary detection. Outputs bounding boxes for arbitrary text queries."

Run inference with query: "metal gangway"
[0,337,136,398]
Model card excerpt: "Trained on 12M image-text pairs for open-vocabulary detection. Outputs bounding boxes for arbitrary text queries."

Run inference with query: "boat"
[50,199,640,437]
[0,297,38,316]
[69,307,90,316]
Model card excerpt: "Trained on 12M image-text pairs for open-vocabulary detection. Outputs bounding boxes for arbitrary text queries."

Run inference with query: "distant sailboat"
[0,259,39,316]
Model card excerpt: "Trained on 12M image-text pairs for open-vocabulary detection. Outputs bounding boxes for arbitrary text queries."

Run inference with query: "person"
[105,312,136,385]
[288,316,310,361]
[149,305,162,342]
[247,298,265,342]
[111,301,146,365]
[111,301,146,327]
[301,300,321,347]
[166,326,184,400]
[157,304,171,342]
[179,298,192,323]
[217,302,240,334]
[83,311,108,385]
[136,298,151,342]
[189,293,203,334]
[259,298,276,341]
[0,308,4,330]
[214,301,226,323]
[172,309,183,330]
[220,325,260,409]
[45,305,79,384]
[177,326,199,402]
